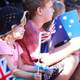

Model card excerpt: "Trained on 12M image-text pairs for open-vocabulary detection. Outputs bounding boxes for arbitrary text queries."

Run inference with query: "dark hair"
[23,0,51,19]
[0,0,25,12]
[64,0,80,11]
[42,21,52,31]
[0,5,24,35]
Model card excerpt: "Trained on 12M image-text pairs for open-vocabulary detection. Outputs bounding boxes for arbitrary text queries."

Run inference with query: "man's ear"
[36,7,43,15]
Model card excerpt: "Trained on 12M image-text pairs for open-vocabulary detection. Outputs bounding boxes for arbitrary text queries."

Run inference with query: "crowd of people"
[0,0,80,80]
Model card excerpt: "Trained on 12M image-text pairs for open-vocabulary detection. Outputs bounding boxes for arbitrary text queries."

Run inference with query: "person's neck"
[31,17,44,29]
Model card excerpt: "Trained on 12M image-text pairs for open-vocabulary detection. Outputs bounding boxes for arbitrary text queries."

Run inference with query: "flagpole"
[36,32,42,74]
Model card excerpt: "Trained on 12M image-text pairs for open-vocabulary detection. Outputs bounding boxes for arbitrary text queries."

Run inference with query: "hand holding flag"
[0,58,15,80]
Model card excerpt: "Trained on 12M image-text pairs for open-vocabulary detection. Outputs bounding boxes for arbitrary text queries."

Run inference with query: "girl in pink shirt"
[0,6,42,80]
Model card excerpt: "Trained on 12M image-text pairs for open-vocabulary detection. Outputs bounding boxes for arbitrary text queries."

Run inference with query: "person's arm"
[41,37,80,66]
[19,64,44,73]
[3,55,41,79]
[13,68,42,80]
[18,55,44,73]
[13,68,34,79]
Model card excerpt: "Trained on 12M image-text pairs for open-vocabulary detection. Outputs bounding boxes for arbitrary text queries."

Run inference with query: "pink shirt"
[0,39,23,68]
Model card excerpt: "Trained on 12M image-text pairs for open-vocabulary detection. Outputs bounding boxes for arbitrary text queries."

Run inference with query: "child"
[0,5,42,80]
[18,0,54,65]
[18,0,80,80]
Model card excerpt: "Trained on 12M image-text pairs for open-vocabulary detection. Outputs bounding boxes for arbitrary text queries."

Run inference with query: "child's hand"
[40,54,52,66]
[34,73,42,80]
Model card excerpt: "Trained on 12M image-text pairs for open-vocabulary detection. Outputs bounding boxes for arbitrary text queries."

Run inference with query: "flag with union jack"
[51,15,70,47]
[39,32,51,53]
[0,58,15,80]
[51,10,80,47]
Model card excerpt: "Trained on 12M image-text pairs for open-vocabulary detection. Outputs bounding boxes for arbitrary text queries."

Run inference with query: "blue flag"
[51,16,70,47]
[40,32,49,53]
[60,10,80,38]
[51,10,80,47]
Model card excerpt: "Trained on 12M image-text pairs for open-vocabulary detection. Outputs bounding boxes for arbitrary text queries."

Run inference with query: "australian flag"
[51,10,80,47]
[0,58,15,80]
[60,10,80,39]
[51,16,70,47]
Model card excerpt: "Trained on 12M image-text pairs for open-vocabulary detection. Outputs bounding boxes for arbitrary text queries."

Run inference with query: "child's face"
[41,0,54,23]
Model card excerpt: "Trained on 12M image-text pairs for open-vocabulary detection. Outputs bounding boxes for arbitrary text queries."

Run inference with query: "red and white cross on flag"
[0,58,15,80]
[40,32,51,43]
[49,20,56,34]
[38,32,51,53]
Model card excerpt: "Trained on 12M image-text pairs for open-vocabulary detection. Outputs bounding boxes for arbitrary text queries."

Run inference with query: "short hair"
[53,1,65,10]
[53,1,65,18]
[64,0,80,11]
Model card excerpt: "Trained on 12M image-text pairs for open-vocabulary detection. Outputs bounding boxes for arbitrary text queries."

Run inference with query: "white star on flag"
[60,10,80,38]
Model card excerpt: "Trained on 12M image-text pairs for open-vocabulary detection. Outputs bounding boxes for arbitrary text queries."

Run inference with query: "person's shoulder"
[0,39,12,55]
[0,39,7,47]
